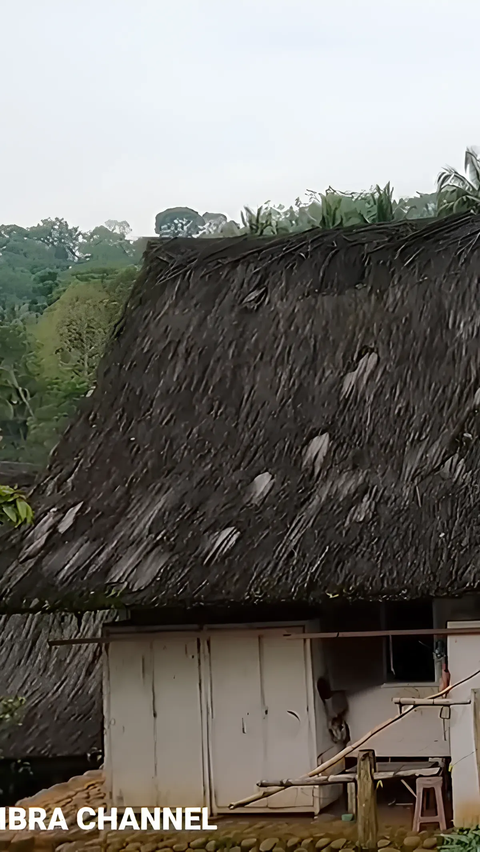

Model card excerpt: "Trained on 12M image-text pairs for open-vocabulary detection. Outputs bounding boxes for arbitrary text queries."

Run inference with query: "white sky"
[1,0,480,236]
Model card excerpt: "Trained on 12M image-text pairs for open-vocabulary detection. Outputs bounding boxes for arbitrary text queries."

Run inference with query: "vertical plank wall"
[105,635,206,808]
[104,638,157,807]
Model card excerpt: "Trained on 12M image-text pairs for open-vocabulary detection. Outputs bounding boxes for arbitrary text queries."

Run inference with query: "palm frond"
[464,147,480,190]
[437,148,480,215]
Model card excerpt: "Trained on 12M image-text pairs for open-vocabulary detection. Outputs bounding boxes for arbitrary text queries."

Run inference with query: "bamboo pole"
[228,665,480,809]
[357,750,378,850]
[283,628,480,640]
[393,698,470,706]
[256,767,440,787]
[49,625,480,647]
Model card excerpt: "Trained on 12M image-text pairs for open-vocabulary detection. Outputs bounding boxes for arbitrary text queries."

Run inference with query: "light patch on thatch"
[58,502,84,534]
[303,433,330,477]
[342,352,379,398]
[441,454,466,483]
[348,492,376,524]
[247,472,274,505]
[205,527,240,562]
[19,509,59,561]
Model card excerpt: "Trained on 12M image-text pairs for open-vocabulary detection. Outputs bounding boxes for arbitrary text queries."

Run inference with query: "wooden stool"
[412,776,447,832]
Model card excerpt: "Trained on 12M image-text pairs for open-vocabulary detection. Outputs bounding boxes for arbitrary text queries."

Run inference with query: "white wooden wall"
[207,629,316,812]
[326,634,449,758]
[346,683,450,757]
[104,635,206,809]
[104,626,322,812]
[448,621,480,827]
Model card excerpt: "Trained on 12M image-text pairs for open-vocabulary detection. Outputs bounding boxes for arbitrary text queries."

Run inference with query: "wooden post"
[357,749,378,849]
[472,689,480,791]
[347,781,357,817]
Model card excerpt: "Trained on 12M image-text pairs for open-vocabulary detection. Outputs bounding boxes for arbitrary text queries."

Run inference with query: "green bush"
[442,829,480,852]
[0,485,33,526]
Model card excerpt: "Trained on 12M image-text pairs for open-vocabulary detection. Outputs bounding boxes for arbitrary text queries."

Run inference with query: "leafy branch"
[441,828,480,851]
[0,697,26,726]
[0,485,34,527]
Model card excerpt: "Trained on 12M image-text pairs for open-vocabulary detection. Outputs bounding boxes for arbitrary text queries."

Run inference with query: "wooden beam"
[49,625,480,647]
[49,626,305,646]
[284,627,480,640]
[257,775,356,787]
[357,750,378,850]
[256,767,440,787]
[393,698,471,707]
[49,638,108,646]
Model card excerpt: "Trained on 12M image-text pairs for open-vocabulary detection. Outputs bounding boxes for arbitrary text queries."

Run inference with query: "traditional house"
[1,216,480,824]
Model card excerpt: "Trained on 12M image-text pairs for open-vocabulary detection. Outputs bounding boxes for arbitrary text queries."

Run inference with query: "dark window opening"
[384,601,435,683]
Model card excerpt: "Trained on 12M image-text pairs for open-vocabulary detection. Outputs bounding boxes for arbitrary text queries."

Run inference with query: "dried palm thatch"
[0,465,110,757]
[1,215,480,612]
[0,611,114,758]
[0,463,39,491]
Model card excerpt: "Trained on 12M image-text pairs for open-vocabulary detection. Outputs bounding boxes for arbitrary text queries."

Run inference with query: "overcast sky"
[2,0,480,236]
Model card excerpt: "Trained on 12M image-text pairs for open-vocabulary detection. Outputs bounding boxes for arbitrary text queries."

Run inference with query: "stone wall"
[0,769,444,852]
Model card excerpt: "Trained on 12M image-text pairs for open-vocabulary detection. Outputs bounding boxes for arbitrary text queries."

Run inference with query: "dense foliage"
[0,485,33,527]
[1,146,479,467]
[441,829,480,852]
[0,220,144,464]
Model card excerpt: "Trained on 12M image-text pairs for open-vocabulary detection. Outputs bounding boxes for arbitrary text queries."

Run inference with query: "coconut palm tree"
[437,147,480,216]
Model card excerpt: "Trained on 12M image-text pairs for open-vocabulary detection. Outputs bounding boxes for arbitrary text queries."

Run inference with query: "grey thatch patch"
[1,215,480,611]
[0,611,115,758]
[0,463,39,491]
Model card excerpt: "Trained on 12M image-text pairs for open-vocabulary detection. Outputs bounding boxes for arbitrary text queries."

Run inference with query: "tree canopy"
[0,221,140,464]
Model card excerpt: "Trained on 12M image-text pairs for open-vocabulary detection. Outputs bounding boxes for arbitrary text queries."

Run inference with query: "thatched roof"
[0,611,115,758]
[0,463,39,491]
[1,215,480,612]
[0,465,104,758]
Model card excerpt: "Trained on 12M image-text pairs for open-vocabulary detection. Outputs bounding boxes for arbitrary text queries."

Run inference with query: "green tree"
[437,147,480,216]
[78,223,141,268]
[154,207,206,237]
[27,218,82,263]
[0,220,79,311]
[23,374,89,463]
[0,218,141,463]
[34,267,134,386]
[200,212,228,235]
[0,225,58,275]
[355,183,396,223]
[228,183,438,239]
[64,265,137,305]
[30,268,62,311]
[396,192,437,219]
[0,314,36,453]
[35,282,118,384]
[232,186,392,237]
[104,219,132,237]
[0,267,33,308]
